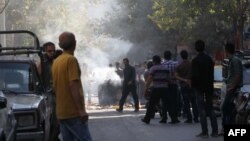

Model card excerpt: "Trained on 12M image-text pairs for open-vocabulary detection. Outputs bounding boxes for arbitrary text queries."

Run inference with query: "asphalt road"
[87,108,224,141]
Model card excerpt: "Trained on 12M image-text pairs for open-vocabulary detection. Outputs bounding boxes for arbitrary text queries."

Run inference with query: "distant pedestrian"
[141,55,170,124]
[175,50,199,123]
[220,42,243,135]
[116,58,139,112]
[191,40,218,138]
[52,32,92,141]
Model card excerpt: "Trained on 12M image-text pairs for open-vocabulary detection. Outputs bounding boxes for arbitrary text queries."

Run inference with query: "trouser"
[119,85,139,110]
[221,88,238,126]
[167,84,179,121]
[60,117,92,141]
[195,90,218,134]
[181,86,199,120]
[144,87,168,121]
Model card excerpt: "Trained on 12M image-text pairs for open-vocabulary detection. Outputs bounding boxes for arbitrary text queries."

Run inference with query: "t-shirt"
[52,51,86,120]
[175,60,191,87]
[149,64,170,88]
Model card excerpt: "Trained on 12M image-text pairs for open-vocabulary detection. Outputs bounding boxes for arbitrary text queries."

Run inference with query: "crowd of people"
[41,31,242,140]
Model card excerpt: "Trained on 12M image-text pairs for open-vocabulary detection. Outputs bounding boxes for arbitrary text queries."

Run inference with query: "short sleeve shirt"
[52,52,85,119]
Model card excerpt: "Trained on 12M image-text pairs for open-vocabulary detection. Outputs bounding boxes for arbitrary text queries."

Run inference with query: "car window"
[0,62,31,93]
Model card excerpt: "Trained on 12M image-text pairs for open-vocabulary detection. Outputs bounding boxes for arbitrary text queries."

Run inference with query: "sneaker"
[210,132,219,137]
[141,118,150,124]
[196,132,209,138]
[116,108,123,112]
[184,119,192,123]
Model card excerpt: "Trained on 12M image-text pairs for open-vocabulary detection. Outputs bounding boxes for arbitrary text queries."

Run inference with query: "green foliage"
[150,0,250,52]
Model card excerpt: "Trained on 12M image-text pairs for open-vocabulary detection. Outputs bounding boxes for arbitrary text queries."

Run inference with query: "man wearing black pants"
[116,58,139,112]
[142,55,170,124]
[191,40,218,138]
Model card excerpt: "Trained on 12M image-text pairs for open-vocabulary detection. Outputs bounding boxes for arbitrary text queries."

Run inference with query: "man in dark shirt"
[116,58,139,112]
[220,42,243,134]
[175,50,199,123]
[191,40,218,138]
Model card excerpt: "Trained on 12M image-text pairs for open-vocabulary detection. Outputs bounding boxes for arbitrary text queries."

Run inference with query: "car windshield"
[0,62,31,93]
[214,66,223,82]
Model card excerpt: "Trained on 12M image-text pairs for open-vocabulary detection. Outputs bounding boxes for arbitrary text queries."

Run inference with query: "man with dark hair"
[141,55,169,124]
[191,40,218,138]
[162,50,180,124]
[116,58,139,112]
[52,32,92,141]
[175,50,199,123]
[220,42,243,135]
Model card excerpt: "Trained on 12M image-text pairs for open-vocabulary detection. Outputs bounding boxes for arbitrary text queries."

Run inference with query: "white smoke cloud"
[7,0,133,100]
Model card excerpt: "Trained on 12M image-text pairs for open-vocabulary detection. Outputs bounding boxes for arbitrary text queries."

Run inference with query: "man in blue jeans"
[52,32,92,141]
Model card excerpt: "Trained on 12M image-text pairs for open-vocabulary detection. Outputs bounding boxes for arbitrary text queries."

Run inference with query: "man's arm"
[70,80,88,121]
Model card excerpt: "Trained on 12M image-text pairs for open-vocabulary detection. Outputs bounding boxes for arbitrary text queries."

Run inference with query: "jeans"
[221,88,238,126]
[195,90,218,134]
[60,117,92,141]
[180,86,199,120]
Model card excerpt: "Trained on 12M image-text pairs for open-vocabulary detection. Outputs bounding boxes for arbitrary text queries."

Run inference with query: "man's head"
[43,42,55,59]
[180,50,188,60]
[195,40,205,52]
[164,50,172,60]
[123,58,129,66]
[152,55,161,64]
[58,32,76,51]
[224,42,235,57]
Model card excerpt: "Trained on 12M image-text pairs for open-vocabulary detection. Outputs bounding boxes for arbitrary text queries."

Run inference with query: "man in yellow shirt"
[52,32,92,141]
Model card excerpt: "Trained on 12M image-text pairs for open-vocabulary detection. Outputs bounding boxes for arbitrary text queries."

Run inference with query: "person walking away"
[175,50,199,123]
[116,58,139,112]
[52,32,92,141]
[162,50,180,124]
[141,55,170,124]
[191,40,218,138]
[220,42,243,135]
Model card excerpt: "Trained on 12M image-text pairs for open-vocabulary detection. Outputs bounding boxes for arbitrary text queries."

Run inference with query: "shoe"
[169,120,180,124]
[159,119,167,124]
[218,129,224,136]
[134,109,139,112]
[210,132,219,137]
[116,108,123,112]
[193,119,199,123]
[196,132,209,138]
[141,118,150,124]
[184,119,192,123]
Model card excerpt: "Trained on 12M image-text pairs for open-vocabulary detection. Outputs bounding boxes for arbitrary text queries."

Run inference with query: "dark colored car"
[0,30,55,141]
[0,92,17,141]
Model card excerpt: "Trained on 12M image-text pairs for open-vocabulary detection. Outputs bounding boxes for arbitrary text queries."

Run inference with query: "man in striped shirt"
[162,51,180,124]
[141,55,170,124]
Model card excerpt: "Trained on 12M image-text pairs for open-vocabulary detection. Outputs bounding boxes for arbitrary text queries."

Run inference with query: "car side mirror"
[0,96,7,109]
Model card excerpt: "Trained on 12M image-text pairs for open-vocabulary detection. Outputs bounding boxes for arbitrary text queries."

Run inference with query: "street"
[87,108,224,141]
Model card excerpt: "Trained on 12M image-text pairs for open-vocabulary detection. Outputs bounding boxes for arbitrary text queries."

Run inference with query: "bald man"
[52,32,92,141]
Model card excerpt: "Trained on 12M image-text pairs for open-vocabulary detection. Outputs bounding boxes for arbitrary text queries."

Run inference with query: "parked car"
[0,92,17,141]
[0,30,55,141]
